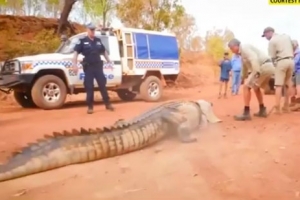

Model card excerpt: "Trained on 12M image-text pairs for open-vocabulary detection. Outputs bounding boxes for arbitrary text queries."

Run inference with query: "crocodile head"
[195,99,222,124]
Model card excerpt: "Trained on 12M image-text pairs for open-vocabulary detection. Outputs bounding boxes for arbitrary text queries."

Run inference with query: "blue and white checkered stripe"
[33,60,114,69]
[135,61,179,69]
[33,60,79,68]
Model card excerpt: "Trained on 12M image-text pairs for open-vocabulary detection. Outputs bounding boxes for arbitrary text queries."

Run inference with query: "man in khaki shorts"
[228,38,275,121]
[262,27,294,113]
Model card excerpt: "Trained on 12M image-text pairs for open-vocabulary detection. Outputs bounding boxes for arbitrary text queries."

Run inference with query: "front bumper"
[0,74,34,88]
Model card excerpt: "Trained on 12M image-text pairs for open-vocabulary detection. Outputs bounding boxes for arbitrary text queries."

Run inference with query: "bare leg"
[284,85,290,106]
[224,81,228,98]
[275,86,282,113]
[244,85,251,106]
[218,82,223,98]
[253,87,263,104]
[253,87,267,117]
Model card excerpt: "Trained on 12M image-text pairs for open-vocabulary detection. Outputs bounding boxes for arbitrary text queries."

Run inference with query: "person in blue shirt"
[218,52,232,98]
[230,54,242,95]
[290,40,300,110]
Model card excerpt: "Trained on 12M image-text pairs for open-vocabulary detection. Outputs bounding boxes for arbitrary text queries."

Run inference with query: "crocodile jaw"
[195,99,222,123]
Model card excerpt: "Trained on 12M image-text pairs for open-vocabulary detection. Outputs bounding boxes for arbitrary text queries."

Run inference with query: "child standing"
[218,52,232,98]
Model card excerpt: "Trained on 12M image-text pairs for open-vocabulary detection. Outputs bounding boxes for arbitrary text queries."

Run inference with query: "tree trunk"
[57,0,77,35]
[102,12,106,28]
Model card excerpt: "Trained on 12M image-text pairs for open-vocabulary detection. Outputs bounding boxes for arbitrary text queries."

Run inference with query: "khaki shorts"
[274,58,294,86]
[245,62,275,89]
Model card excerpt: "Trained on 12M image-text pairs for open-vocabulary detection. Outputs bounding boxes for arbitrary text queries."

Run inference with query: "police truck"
[0,27,180,109]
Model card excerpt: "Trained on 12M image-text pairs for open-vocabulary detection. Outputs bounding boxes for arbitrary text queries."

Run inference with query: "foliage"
[0,29,60,60]
[0,0,235,64]
[204,28,235,77]
[116,0,185,31]
[171,13,200,50]
[83,0,116,27]
[204,28,235,61]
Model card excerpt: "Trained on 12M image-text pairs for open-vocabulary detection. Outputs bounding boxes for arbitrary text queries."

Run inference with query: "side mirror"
[60,35,68,42]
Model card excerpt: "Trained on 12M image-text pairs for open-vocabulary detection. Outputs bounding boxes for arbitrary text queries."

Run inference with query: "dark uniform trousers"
[84,65,110,109]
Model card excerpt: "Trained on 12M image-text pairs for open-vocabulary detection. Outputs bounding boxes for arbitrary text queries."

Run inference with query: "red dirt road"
[0,86,300,200]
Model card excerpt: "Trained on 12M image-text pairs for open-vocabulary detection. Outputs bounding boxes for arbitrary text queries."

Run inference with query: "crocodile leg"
[162,110,197,143]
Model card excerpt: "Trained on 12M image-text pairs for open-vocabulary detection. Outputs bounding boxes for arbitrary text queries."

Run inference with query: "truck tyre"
[139,75,163,102]
[13,91,36,108]
[116,89,137,101]
[31,75,67,110]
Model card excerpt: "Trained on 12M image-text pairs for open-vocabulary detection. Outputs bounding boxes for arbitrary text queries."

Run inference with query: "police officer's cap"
[86,23,96,30]
[261,27,275,37]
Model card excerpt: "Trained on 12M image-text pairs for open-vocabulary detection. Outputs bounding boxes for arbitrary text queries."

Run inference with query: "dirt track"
[0,85,300,200]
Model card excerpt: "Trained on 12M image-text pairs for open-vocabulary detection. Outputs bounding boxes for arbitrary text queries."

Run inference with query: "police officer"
[72,23,114,114]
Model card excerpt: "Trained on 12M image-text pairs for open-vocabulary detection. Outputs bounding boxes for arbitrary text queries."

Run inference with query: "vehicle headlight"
[21,62,33,70]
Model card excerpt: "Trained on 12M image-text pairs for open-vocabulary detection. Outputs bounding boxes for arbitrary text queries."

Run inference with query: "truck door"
[100,35,122,87]
[73,33,122,88]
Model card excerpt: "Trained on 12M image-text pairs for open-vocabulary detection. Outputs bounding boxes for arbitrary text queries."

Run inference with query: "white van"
[0,27,180,109]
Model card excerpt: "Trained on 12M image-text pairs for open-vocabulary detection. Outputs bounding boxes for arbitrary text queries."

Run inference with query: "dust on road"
[0,86,300,200]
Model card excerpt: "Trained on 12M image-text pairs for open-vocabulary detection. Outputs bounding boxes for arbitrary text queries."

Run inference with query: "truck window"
[133,33,179,60]
[58,34,110,55]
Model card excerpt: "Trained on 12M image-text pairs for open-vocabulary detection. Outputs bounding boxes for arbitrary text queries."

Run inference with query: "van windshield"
[57,34,110,54]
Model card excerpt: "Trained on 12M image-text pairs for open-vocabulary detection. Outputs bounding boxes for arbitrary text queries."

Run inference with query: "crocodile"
[0,99,221,182]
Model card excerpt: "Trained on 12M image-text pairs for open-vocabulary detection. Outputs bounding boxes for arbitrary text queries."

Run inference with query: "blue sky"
[107,0,300,53]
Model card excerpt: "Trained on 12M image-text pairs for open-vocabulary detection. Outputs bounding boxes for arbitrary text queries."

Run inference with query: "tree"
[190,36,202,51]
[83,0,116,27]
[46,0,64,18]
[57,0,77,34]
[204,28,235,78]
[116,0,185,31]
[171,13,197,50]
[205,28,234,61]
[0,0,24,15]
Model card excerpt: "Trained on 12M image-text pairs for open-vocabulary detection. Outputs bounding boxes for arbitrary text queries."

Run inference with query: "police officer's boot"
[105,103,114,111]
[253,104,267,118]
[234,106,251,121]
[87,108,94,114]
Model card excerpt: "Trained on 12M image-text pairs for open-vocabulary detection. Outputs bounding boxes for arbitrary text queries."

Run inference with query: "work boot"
[105,103,115,111]
[223,93,227,98]
[273,105,281,115]
[289,103,300,111]
[234,112,251,121]
[87,108,94,114]
[282,104,290,113]
[253,106,267,118]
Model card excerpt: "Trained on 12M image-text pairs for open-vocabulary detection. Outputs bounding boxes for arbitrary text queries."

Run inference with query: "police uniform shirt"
[74,36,106,66]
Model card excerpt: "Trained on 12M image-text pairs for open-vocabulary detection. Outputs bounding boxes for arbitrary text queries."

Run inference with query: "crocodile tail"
[0,120,165,182]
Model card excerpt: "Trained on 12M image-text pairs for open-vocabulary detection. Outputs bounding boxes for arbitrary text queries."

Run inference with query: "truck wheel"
[31,75,67,110]
[13,91,36,108]
[116,89,137,101]
[139,75,163,102]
